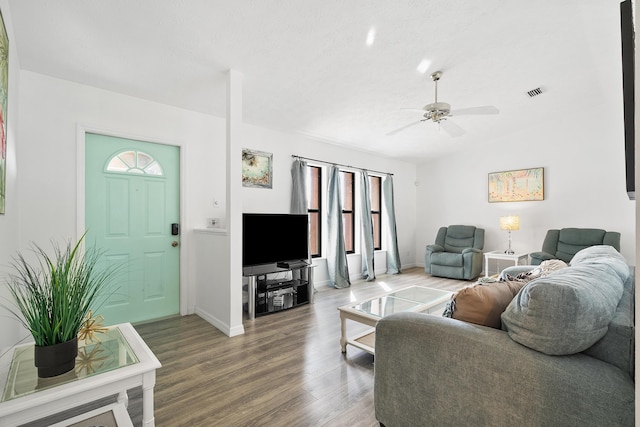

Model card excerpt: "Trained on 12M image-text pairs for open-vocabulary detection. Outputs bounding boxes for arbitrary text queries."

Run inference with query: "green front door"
[85,133,180,325]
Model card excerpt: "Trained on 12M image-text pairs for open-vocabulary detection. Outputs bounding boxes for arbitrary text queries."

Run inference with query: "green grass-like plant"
[5,233,118,346]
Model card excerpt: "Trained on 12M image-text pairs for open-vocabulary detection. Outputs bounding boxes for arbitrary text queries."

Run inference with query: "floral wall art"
[242,149,273,188]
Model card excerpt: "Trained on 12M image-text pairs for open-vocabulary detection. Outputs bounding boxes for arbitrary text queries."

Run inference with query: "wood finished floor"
[132,267,468,427]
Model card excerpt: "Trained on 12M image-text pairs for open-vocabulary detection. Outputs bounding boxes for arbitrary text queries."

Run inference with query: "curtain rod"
[291,155,394,176]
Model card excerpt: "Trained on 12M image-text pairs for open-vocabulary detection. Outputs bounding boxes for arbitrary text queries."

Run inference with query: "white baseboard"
[195,308,245,337]
[314,278,332,288]
[314,264,417,290]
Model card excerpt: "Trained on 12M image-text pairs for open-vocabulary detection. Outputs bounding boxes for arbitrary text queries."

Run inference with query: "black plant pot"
[34,337,78,378]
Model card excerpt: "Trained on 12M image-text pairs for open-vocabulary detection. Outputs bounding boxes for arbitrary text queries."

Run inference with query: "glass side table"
[2,327,138,402]
[0,323,161,427]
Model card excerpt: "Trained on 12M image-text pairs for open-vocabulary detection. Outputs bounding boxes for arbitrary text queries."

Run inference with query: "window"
[307,166,322,257]
[304,165,380,258]
[340,171,355,254]
[106,150,164,176]
[370,175,382,250]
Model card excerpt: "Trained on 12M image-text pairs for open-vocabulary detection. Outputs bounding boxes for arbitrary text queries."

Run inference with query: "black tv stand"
[242,263,315,319]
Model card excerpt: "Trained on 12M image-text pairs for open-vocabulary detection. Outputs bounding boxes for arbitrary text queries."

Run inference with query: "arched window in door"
[105,150,164,176]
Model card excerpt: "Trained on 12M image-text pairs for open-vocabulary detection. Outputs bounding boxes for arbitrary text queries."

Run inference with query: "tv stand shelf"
[243,263,315,319]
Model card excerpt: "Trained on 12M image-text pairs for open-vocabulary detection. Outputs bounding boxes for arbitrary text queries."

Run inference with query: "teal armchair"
[425,225,485,280]
[530,228,621,265]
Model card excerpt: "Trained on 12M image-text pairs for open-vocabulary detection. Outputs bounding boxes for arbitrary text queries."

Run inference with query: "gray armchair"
[425,225,484,280]
[530,228,620,265]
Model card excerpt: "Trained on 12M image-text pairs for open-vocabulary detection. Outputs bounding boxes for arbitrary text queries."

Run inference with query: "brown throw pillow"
[449,281,526,328]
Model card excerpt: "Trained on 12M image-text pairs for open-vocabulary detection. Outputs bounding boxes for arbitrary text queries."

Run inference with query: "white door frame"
[76,123,189,317]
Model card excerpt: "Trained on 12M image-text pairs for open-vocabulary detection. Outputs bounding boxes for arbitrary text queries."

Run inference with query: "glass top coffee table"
[338,286,453,355]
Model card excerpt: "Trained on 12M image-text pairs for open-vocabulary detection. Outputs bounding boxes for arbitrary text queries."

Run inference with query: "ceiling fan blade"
[400,108,427,112]
[450,106,499,116]
[386,120,423,136]
[440,120,465,137]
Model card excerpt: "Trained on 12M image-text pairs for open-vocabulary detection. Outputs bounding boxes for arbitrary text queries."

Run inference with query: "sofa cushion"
[442,225,477,253]
[431,251,463,267]
[444,260,569,329]
[501,257,626,355]
[570,245,630,283]
[444,280,526,329]
[582,266,635,378]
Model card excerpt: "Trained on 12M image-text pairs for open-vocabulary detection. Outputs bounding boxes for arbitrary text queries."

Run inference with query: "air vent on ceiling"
[526,87,543,98]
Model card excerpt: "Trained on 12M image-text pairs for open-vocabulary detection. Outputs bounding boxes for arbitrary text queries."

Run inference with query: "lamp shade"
[500,215,520,231]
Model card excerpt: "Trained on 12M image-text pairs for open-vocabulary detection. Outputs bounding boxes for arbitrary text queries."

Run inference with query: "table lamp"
[499,215,520,254]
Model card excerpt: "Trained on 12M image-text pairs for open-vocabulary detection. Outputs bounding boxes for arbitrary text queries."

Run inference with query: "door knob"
[172,241,179,247]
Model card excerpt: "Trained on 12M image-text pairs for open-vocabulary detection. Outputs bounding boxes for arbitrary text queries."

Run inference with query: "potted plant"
[4,233,118,377]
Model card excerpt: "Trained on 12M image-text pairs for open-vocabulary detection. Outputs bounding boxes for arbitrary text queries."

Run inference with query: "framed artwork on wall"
[0,9,8,214]
[242,149,273,188]
[488,167,544,202]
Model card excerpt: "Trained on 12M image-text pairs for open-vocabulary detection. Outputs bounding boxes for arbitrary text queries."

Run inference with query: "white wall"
[9,71,226,341]
[0,0,23,352]
[4,49,631,347]
[194,229,240,336]
[18,71,227,245]
[5,68,417,343]
[415,99,635,267]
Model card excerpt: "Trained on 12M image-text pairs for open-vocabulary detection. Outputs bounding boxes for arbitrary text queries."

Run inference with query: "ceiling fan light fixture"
[388,69,498,137]
[423,102,450,122]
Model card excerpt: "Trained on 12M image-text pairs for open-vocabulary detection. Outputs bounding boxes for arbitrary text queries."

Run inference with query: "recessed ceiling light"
[416,59,431,74]
[366,28,376,46]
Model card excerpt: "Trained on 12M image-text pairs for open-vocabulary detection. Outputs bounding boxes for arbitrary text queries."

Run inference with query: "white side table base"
[483,251,530,277]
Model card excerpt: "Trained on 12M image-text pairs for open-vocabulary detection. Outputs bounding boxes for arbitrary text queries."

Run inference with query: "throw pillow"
[570,245,629,282]
[501,262,625,355]
[444,280,526,329]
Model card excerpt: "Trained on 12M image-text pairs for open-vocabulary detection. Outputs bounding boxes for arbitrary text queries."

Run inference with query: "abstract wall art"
[488,167,544,203]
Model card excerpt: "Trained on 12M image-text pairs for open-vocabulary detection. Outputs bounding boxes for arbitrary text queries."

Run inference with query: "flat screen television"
[242,213,309,267]
[620,0,635,200]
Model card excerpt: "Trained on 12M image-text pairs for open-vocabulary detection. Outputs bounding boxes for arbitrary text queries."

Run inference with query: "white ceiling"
[7,0,625,163]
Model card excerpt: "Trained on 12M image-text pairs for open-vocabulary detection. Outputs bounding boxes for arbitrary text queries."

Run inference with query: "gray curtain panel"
[360,171,375,281]
[327,165,351,288]
[290,158,308,214]
[383,175,401,274]
[290,158,314,281]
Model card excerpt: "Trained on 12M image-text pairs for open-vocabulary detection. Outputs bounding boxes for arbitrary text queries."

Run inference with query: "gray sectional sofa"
[374,246,634,426]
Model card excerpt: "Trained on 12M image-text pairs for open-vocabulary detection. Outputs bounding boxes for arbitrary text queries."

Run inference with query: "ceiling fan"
[387,71,499,137]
